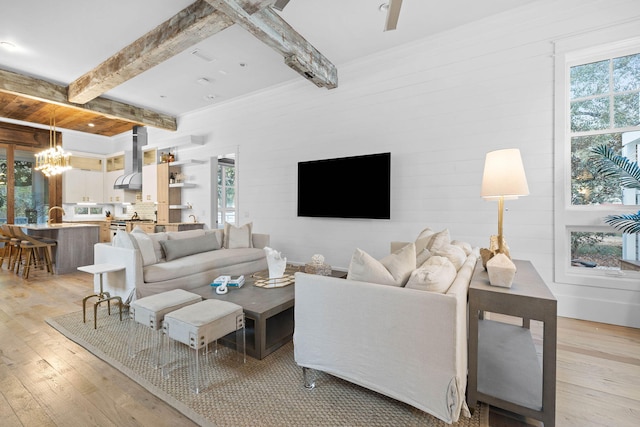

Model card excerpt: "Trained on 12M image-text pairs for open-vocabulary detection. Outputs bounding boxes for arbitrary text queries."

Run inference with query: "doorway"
[217,155,236,227]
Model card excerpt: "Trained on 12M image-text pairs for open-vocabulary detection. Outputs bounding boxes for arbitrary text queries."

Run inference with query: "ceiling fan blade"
[273,0,291,11]
[384,0,403,31]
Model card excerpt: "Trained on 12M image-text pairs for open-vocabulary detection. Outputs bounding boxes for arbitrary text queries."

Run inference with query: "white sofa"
[93,226,269,303]
[293,233,478,424]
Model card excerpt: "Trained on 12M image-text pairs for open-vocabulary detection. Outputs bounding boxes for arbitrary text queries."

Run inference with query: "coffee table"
[190,266,346,359]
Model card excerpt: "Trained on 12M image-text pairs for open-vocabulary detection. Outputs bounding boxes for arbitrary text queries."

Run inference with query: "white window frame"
[73,205,105,216]
[554,37,640,291]
[217,161,236,227]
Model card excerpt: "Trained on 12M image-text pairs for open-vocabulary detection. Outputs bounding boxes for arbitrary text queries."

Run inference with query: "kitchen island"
[155,222,205,232]
[24,223,99,274]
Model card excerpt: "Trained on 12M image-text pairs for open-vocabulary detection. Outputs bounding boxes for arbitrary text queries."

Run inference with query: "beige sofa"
[293,229,478,424]
[93,226,269,303]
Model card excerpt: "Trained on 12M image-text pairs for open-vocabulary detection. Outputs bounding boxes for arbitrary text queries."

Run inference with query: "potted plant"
[591,144,640,233]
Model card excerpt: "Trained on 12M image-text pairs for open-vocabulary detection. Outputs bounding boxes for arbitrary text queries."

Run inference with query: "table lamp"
[481,148,529,255]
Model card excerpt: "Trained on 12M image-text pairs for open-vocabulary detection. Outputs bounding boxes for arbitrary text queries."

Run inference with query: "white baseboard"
[557,294,640,329]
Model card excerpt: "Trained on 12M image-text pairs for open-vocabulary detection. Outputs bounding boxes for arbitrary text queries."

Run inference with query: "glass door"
[0,147,49,225]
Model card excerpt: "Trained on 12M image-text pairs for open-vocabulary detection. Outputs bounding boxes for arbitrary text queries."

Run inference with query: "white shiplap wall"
[142,0,640,327]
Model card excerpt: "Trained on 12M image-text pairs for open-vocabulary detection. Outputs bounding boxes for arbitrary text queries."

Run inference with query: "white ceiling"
[0,0,535,118]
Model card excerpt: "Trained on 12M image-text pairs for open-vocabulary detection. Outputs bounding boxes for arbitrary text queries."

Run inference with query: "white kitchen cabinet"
[63,155,104,203]
[104,169,121,203]
[142,163,157,202]
[63,168,104,203]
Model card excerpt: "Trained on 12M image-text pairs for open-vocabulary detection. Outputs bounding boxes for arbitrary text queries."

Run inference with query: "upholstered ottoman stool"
[162,299,245,394]
[128,289,202,366]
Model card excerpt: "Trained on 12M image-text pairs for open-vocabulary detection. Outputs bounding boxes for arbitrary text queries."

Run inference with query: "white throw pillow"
[347,243,416,287]
[414,227,435,254]
[406,256,457,293]
[427,228,451,251]
[224,222,253,249]
[432,244,467,271]
[113,230,136,249]
[130,228,158,266]
[148,232,168,261]
[416,247,432,267]
[451,240,473,256]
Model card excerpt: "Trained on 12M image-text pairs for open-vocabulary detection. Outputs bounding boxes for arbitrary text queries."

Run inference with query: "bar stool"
[0,226,18,269]
[9,225,56,279]
[0,225,21,271]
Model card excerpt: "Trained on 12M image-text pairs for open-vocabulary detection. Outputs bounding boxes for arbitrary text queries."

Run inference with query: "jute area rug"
[47,308,488,427]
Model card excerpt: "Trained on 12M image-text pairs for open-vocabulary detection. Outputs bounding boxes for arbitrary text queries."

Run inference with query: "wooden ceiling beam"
[68,0,275,104]
[207,0,338,89]
[0,68,177,132]
[1,0,337,135]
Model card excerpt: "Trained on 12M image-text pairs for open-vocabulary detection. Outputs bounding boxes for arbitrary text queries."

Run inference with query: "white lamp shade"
[481,148,529,199]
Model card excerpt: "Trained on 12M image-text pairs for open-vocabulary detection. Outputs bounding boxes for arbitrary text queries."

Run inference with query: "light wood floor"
[1,266,639,426]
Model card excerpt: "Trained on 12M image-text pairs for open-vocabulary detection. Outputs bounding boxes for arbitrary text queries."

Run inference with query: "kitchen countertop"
[61,219,111,223]
[23,223,100,230]
[157,222,204,225]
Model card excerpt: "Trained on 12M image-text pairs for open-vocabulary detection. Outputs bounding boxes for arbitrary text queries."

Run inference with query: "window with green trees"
[571,53,640,206]
[563,49,640,275]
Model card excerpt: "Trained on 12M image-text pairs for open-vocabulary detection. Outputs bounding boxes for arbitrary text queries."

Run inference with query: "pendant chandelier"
[35,107,72,176]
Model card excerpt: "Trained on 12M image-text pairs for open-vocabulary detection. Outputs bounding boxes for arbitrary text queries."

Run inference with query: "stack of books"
[211,275,245,288]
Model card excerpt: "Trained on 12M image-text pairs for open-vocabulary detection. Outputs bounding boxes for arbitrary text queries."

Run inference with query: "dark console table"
[467,259,557,426]
[191,278,294,360]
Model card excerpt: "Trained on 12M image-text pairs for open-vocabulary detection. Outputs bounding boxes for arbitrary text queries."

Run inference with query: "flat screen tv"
[297,152,391,219]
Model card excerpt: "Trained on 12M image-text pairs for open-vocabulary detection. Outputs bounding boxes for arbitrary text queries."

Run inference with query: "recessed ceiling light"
[197,77,213,85]
[0,41,16,51]
[88,123,95,127]
[239,62,248,68]
[191,48,215,62]
[203,94,218,101]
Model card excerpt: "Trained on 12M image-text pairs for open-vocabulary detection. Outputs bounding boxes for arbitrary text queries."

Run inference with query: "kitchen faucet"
[47,206,66,224]
[131,212,139,220]
[189,214,197,223]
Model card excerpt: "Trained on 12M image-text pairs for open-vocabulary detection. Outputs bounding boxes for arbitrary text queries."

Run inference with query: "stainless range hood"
[114,126,147,191]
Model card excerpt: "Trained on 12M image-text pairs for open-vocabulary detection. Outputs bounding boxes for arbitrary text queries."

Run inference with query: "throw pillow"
[148,232,168,261]
[160,234,221,262]
[451,240,473,256]
[405,255,457,293]
[224,222,253,249]
[130,228,158,266]
[414,227,435,254]
[205,228,225,248]
[346,243,416,287]
[432,244,467,271]
[416,247,432,267]
[166,229,206,240]
[113,230,136,250]
[427,228,451,251]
